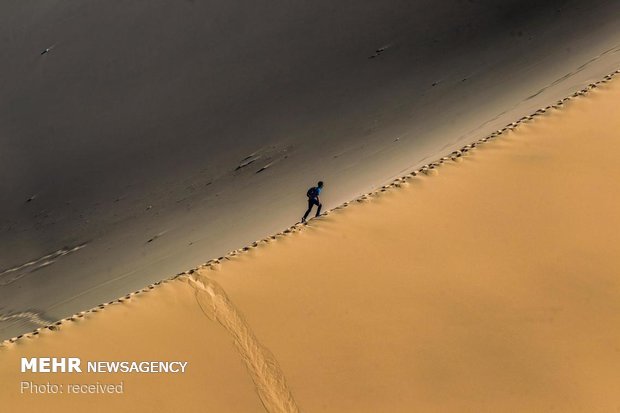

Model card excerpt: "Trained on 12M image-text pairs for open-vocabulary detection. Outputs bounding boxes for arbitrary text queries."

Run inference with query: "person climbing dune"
[301,181,324,223]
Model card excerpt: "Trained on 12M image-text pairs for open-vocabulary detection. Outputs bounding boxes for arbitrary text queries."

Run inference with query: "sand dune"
[3,1,620,339]
[2,72,620,412]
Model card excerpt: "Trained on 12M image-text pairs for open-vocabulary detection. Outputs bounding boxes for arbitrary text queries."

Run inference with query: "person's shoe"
[301,217,306,223]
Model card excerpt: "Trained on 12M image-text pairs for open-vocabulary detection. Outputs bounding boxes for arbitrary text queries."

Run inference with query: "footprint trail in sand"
[186,272,300,413]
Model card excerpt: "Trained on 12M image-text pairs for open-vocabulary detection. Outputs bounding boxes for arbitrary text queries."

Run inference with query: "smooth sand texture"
[2,77,620,412]
[4,0,620,340]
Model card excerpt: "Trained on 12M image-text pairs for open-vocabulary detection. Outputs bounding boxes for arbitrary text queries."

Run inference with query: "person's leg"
[315,201,322,217]
[302,199,313,221]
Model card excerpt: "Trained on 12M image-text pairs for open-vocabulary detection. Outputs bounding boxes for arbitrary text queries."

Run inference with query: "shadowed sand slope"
[4,0,620,340]
[2,79,620,412]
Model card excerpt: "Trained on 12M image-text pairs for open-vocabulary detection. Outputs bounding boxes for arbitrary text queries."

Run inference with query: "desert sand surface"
[2,72,620,412]
[3,1,620,339]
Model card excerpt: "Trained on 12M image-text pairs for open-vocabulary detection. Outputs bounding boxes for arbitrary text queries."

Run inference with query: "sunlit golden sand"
[2,75,620,413]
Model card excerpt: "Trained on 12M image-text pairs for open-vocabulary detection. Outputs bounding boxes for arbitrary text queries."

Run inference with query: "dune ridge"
[6,0,620,344]
[2,67,620,347]
[2,67,620,413]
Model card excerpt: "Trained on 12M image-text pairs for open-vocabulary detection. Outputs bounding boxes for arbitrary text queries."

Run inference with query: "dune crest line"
[186,273,300,413]
[4,69,620,347]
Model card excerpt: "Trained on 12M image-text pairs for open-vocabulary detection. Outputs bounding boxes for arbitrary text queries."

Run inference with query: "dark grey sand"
[2,0,620,339]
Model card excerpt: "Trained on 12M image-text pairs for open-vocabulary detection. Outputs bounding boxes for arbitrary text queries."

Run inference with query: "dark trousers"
[303,198,322,220]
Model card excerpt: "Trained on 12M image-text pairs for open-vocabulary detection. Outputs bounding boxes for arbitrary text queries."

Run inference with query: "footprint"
[256,155,288,174]
[235,154,261,171]
[256,164,271,174]
[368,44,392,59]
[146,231,167,244]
